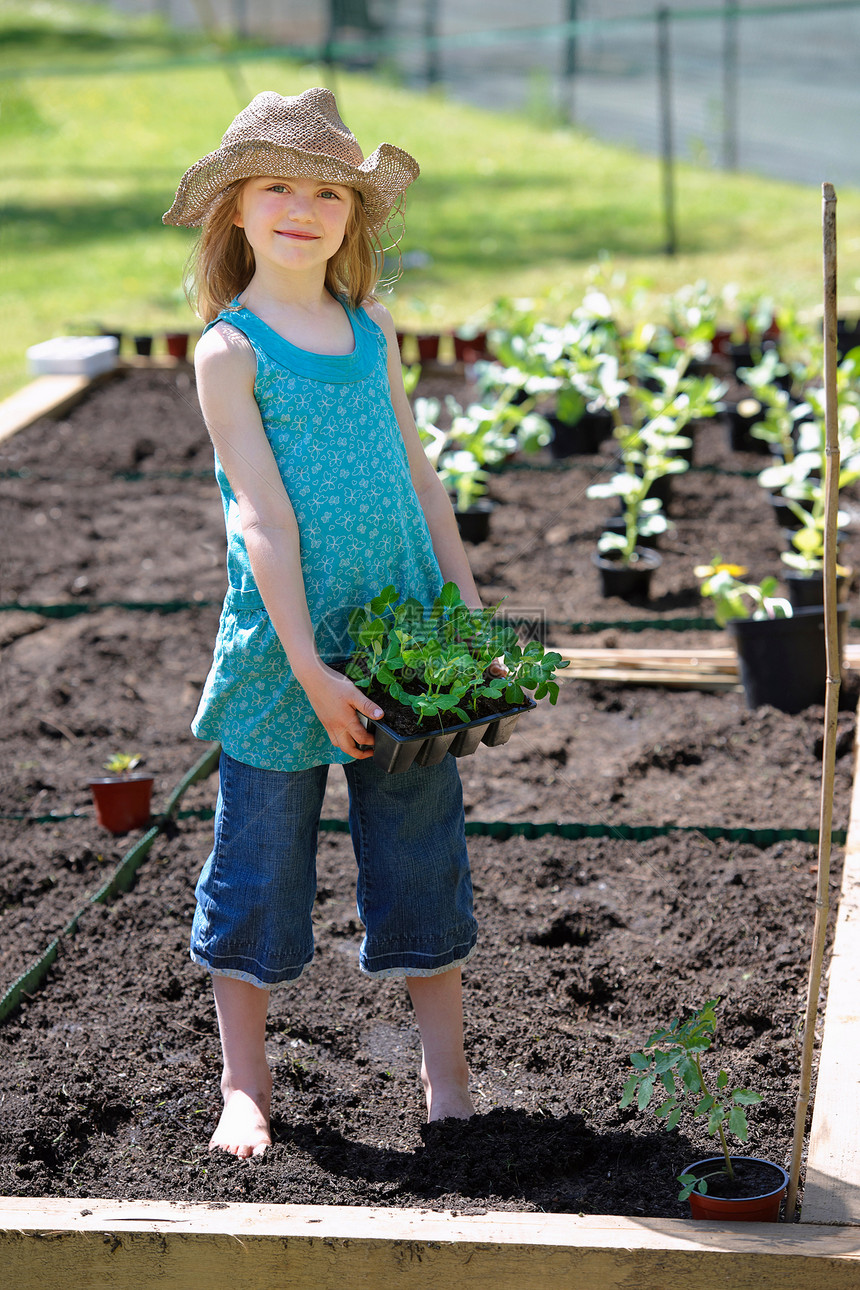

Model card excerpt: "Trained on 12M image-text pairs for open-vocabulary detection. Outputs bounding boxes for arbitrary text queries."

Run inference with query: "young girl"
[164,87,496,1159]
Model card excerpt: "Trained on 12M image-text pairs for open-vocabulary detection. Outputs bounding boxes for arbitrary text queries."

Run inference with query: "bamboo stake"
[786,182,842,1220]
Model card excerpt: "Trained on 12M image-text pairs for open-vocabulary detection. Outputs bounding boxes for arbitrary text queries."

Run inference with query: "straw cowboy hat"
[163,87,420,233]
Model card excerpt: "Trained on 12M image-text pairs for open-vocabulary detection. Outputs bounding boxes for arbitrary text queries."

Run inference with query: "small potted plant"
[89,753,155,835]
[695,556,847,713]
[437,449,494,544]
[586,418,692,600]
[620,998,788,1222]
[344,582,569,774]
[780,516,852,610]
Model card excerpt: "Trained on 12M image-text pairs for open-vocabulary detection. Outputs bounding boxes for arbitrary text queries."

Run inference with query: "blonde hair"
[186,181,384,322]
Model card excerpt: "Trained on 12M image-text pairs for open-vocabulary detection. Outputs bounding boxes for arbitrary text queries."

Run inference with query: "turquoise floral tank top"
[191,299,443,770]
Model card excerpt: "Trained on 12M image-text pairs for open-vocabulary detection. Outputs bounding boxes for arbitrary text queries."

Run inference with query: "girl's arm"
[194,324,383,758]
[364,302,486,609]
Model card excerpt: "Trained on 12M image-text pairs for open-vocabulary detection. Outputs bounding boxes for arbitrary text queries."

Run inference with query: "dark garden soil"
[0,361,857,1217]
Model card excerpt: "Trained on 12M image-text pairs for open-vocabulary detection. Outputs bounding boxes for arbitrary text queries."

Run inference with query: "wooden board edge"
[800,693,860,1224]
[0,1199,858,1290]
[0,369,120,443]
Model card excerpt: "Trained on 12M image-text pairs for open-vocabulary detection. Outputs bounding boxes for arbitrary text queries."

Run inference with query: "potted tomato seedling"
[621,999,788,1222]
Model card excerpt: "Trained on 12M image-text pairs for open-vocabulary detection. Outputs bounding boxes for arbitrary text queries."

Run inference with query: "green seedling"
[695,556,791,624]
[102,753,142,777]
[620,998,763,1201]
[346,581,568,729]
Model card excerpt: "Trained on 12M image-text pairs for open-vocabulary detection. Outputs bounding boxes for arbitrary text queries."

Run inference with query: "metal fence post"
[657,6,678,255]
[723,0,739,170]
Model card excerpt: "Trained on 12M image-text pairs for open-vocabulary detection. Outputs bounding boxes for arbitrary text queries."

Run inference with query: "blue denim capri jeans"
[190,750,478,989]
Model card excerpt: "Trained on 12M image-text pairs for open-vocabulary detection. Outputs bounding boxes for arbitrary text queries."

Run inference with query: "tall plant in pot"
[437,449,493,543]
[586,417,691,600]
[621,999,787,1221]
[696,556,847,713]
[446,383,552,468]
[755,371,860,542]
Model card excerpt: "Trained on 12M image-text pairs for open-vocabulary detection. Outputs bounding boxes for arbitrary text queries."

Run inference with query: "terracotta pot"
[682,1157,788,1223]
[416,333,440,362]
[89,774,154,835]
[360,698,536,775]
[165,332,189,360]
[592,548,662,601]
[728,605,847,713]
[453,331,490,363]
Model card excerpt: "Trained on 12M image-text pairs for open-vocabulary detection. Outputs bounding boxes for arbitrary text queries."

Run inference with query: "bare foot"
[209,1086,271,1159]
[426,1087,475,1122]
[422,1059,475,1122]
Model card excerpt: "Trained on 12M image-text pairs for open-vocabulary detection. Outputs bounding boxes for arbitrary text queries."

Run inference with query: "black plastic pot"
[724,400,770,454]
[836,317,860,359]
[454,498,496,544]
[767,492,814,529]
[546,409,612,457]
[133,335,153,356]
[592,548,662,601]
[728,338,782,377]
[728,605,847,713]
[785,568,851,610]
[360,698,537,775]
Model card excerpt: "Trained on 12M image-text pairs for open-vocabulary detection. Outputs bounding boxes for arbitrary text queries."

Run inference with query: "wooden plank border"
[0,374,97,443]
[800,717,860,1224]
[0,361,191,445]
[0,1198,858,1289]
[2,724,860,1282]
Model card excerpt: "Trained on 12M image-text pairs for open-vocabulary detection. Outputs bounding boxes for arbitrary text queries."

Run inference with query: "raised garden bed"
[1,365,859,1283]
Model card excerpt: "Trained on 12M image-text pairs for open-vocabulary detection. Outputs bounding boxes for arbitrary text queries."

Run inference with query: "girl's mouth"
[278,231,319,240]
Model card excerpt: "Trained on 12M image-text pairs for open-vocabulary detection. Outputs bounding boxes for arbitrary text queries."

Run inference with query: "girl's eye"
[319,189,341,200]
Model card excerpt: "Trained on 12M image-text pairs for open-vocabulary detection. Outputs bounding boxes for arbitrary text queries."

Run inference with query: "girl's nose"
[286,192,314,221]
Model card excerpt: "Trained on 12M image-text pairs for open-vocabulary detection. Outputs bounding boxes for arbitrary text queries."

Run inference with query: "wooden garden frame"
[1,694,859,1286]
[3,306,860,1283]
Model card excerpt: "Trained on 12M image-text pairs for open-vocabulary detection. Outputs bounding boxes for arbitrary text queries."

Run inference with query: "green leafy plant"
[437,449,489,514]
[346,582,568,729]
[695,556,791,624]
[620,999,763,1201]
[102,752,143,777]
[586,418,689,564]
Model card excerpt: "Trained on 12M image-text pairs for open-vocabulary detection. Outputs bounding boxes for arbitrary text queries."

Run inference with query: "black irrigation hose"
[11,601,860,635]
[0,460,764,484]
[3,804,841,848]
[0,742,221,1024]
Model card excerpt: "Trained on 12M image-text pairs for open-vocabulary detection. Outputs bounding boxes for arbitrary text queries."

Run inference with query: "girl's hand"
[299,666,384,759]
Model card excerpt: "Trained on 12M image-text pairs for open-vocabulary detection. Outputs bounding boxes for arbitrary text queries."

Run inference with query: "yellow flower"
[694,561,748,579]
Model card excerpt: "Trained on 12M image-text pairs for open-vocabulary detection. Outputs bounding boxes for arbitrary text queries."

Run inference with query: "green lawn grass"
[3,3,860,399]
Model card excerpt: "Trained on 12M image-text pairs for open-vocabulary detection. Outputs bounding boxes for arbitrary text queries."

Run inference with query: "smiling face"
[233,175,354,277]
